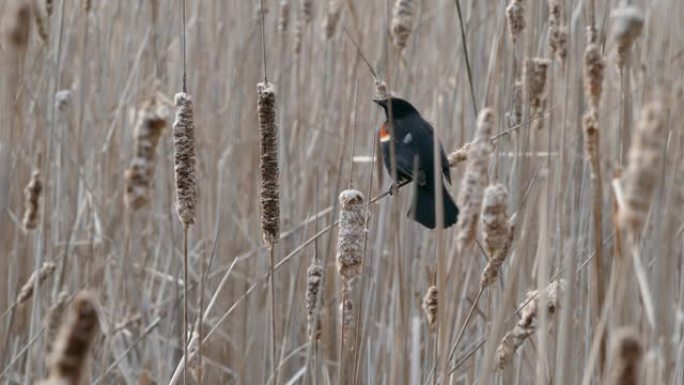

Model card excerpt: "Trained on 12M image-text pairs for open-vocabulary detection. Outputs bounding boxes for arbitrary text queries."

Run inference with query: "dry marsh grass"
[0,0,682,384]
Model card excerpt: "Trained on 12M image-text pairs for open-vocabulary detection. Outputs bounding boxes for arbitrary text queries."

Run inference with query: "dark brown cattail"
[336,189,365,283]
[611,6,644,70]
[505,80,523,129]
[257,82,280,247]
[607,327,643,385]
[583,32,605,112]
[548,0,567,66]
[505,0,525,43]
[322,0,342,40]
[422,285,438,328]
[390,0,414,50]
[3,0,31,50]
[301,0,312,24]
[620,100,666,237]
[16,261,55,305]
[278,0,290,33]
[583,111,600,172]
[124,97,167,210]
[23,169,43,230]
[496,280,564,369]
[45,292,69,361]
[172,92,198,228]
[456,108,494,252]
[305,260,323,341]
[45,292,99,385]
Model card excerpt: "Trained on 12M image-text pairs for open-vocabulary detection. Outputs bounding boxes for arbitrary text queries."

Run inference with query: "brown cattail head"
[583,111,600,171]
[390,0,414,50]
[45,292,69,361]
[46,292,99,385]
[607,327,643,385]
[480,184,510,258]
[306,260,324,341]
[336,189,365,283]
[23,169,43,230]
[33,2,48,43]
[619,100,666,237]
[548,0,567,66]
[456,108,495,252]
[3,0,31,50]
[278,0,290,33]
[422,285,438,328]
[611,5,644,69]
[322,0,343,40]
[46,0,53,16]
[496,279,564,369]
[505,0,525,43]
[16,261,55,305]
[293,18,303,56]
[125,97,167,210]
[301,0,313,24]
[448,142,471,168]
[172,92,198,228]
[524,58,551,112]
[505,80,523,129]
[583,35,605,112]
[339,292,354,348]
[480,213,516,289]
[257,82,280,247]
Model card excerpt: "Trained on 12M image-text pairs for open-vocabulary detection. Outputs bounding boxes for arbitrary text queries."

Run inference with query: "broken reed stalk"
[606,328,643,385]
[124,97,167,210]
[456,108,495,252]
[390,0,414,50]
[23,169,43,230]
[496,280,565,369]
[173,91,197,385]
[16,261,55,305]
[41,292,99,385]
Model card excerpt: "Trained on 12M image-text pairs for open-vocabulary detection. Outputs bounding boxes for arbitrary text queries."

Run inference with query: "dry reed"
[505,80,523,129]
[257,82,280,247]
[480,213,516,289]
[16,261,55,305]
[583,29,605,112]
[23,169,43,230]
[339,292,354,347]
[301,0,312,24]
[172,92,198,228]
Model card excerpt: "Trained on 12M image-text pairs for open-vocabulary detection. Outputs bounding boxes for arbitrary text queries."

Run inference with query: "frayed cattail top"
[607,328,643,385]
[390,0,414,50]
[547,0,567,66]
[301,0,312,24]
[323,0,342,40]
[480,184,510,258]
[611,5,644,69]
[524,58,551,111]
[336,189,365,284]
[505,80,523,129]
[306,261,324,341]
[456,108,494,252]
[583,30,605,112]
[125,98,167,210]
[46,292,99,385]
[620,101,666,237]
[23,169,43,230]
[422,285,438,328]
[505,0,525,43]
[257,82,280,247]
[172,93,198,227]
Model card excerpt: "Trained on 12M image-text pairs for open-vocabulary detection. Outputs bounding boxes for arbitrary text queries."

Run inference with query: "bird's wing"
[410,118,452,183]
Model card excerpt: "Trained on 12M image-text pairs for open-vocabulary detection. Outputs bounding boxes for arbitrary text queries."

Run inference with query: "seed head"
[23,169,43,230]
[257,82,280,247]
[584,38,605,112]
[607,327,643,385]
[390,0,414,50]
[322,0,343,40]
[278,0,290,33]
[422,285,438,328]
[16,261,55,305]
[172,92,198,227]
[336,190,366,283]
[306,261,324,341]
[506,0,525,43]
[3,0,31,50]
[611,5,644,69]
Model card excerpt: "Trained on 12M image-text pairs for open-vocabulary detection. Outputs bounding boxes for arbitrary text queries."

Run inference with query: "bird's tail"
[409,183,459,229]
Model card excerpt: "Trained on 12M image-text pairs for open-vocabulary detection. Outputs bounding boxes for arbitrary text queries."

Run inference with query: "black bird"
[374,97,459,229]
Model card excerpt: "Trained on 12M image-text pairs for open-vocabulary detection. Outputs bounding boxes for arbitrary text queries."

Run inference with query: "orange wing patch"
[379,122,390,142]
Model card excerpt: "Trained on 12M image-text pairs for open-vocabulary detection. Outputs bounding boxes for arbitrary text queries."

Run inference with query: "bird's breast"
[379,122,391,143]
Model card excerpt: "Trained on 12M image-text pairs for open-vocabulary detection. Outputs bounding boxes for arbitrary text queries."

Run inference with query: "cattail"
[257,82,280,247]
[45,292,69,360]
[336,189,365,283]
[46,0,53,16]
[374,79,388,100]
[305,260,324,341]
[480,185,510,257]
[619,101,666,237]
[322,0,342,40]
[301,0,312,24]
[339,293,354,348]
[16,261,55,305]
[172,92,198,228]
[83,0,91,12]
[505,80,523,129]
[524,58,551,112]
[480,213,516,289]
[611,5,644,70]
[278,0,290,33]
[23,169,43,230]
[583,111,600,171]
[547,0,567,66]
[45,292,99,385]
[33,3,48,43]
[390,0,414,50]
[496,280,564,369]
[3,0,31,50]
[607,327,643,385]
[293,18,303,55]
[422,285,438,328]
[124,98,167,210]
[448,142,471,168]
[456,108,494,252]
[583,30,605,112]
[505,0,525,43]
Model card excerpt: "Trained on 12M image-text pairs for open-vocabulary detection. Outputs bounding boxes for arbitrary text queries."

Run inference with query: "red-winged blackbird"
[374,97,459,229]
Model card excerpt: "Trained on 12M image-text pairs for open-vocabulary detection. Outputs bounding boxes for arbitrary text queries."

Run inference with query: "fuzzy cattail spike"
[278,0,290,33]
[323,0,342,40]
[448,142,471,168]
[336,190,365,283]
[524,58,551,127]
[607,327,643,385]
[257,82,280,247]
[611,5,644,70]
[548,0,567,66]
[505,0,525,43]
[305,261,324,341]
[125,97,167,210]
[422,285,438,328]
[301,0,312,24]
[583,31,605,112]
[23,169,43,230]
[16,261,55,305]
[456,108,495,252]
[172,92,198,228]
[3,0,31,50]
[505,80,523,129]
[390,0,414,50]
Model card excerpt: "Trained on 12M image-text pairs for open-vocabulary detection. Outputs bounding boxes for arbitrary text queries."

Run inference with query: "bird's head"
[373,97,420,120]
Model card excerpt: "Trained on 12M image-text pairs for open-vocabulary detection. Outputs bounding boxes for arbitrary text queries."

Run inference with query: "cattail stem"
[183,225,189,385]
[269,246,279,385]
[447,287,484,366]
